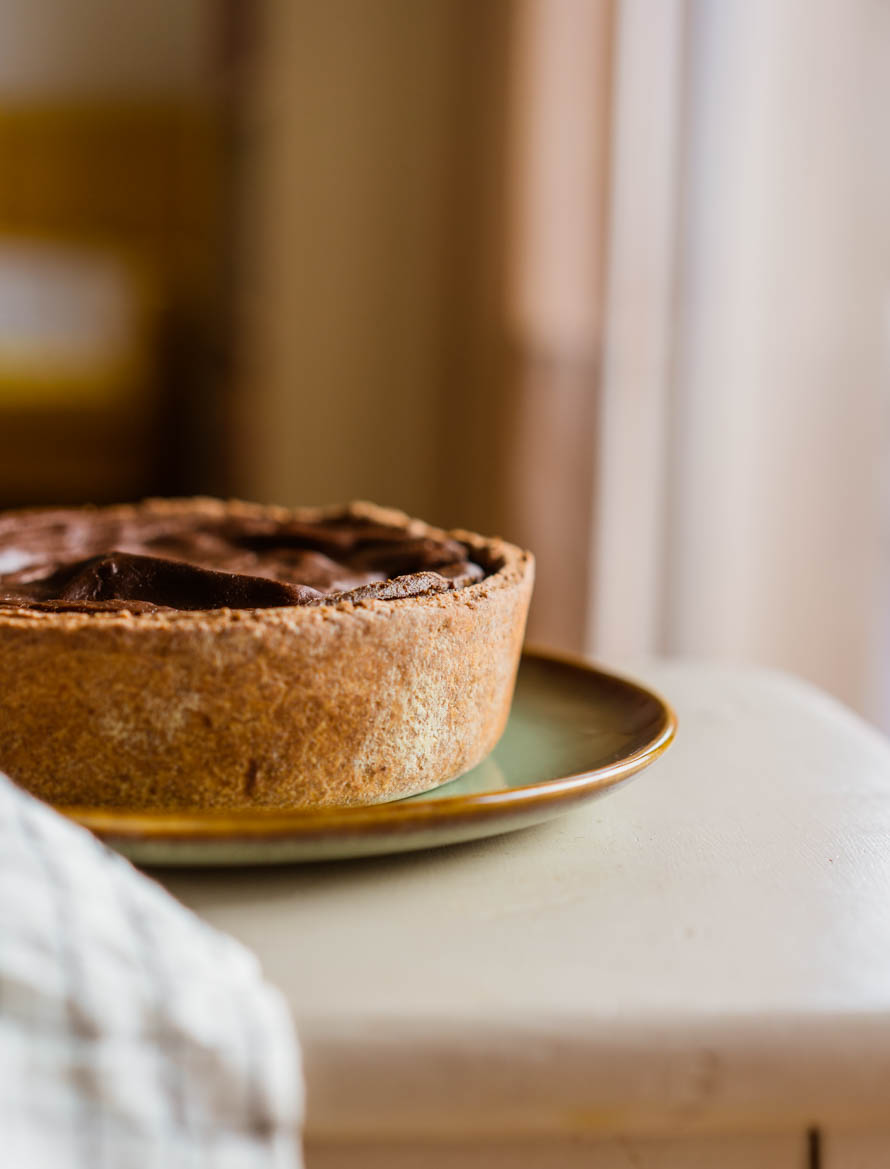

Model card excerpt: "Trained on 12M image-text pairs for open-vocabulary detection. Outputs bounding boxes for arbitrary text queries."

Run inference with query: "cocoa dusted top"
[0,502,488,614]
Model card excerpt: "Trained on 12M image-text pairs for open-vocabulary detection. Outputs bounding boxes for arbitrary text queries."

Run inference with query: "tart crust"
[0,499,534,810]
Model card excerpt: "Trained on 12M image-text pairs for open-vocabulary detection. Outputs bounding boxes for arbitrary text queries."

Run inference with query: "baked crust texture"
[0,499,534,809]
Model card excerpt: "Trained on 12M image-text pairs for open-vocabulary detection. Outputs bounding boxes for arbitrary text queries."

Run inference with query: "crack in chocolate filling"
[0,506,488,614]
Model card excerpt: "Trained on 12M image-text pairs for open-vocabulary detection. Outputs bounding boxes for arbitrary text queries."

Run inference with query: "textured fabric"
[0,773,302,1168]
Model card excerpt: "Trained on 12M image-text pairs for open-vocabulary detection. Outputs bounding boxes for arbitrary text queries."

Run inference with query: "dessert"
[0,498,533,810]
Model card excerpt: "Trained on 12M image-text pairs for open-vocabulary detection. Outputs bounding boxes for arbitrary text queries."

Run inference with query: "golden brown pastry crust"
[0,499,534,810]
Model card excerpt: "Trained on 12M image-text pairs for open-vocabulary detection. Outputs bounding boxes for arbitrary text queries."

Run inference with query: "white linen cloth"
[0,772,302,1168]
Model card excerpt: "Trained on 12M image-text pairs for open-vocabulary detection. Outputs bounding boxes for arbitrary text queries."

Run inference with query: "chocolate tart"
[0,498,533,810]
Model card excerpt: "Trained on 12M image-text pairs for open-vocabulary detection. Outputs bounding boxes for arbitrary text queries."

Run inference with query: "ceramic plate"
[62,650,675,865]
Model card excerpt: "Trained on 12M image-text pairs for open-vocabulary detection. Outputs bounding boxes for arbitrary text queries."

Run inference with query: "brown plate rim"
[59,648,676,844]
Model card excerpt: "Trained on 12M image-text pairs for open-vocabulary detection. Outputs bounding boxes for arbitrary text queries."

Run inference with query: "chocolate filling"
[0,506,488,614]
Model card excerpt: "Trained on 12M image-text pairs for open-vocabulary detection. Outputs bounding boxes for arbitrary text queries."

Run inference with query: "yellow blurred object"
[0,103,219,298]
[0,240,155,409]
[0,99,223,506]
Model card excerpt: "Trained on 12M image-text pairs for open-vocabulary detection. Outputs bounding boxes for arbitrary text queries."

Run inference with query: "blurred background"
[1,0,888,725]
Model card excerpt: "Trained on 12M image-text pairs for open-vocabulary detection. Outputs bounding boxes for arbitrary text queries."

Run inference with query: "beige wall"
[233,0,890,709]
[235,0,614,652]
[500,0,613,650]
[0,0,211,97]
[236,0,465,522]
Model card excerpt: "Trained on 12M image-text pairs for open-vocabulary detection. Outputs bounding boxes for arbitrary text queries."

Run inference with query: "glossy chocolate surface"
[0,505,487,614]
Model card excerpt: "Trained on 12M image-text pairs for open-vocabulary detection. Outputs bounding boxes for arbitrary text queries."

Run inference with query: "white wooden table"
[164,662,890,1167]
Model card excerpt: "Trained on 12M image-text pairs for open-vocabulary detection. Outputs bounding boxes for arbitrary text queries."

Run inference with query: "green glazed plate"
[63,650,675,866]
